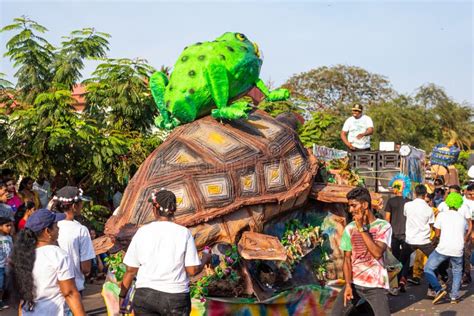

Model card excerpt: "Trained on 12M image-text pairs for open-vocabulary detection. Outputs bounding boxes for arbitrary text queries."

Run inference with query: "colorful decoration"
[191,284,340,316]
[388,173,412,198]
[281,220,326,269]
[190,245,242,300]
[430,144,460,167]
[149,32,290,129]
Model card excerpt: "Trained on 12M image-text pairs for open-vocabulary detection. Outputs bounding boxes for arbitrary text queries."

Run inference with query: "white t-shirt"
[437,201,449,213]
[434,209,467,257]
[123,221,201,294]
[23,245,74,315]
[459,197,474,220]
[342,115,374,149]
[57,220,96,291]
[404,198,435,245]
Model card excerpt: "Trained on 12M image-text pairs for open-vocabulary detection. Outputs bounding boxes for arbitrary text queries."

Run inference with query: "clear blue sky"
[1,0,473,104]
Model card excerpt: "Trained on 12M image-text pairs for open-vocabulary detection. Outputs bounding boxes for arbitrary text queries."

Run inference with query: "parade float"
[93,32,384,316]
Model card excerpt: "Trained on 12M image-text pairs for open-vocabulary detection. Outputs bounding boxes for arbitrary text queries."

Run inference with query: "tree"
[367,96,442,151]
[1,17,162,191]
[1,17,111,105]
[1,16,55,104]
[415,84,473,149]
[85,58,157,133]
[53,28,110,89]
[284,65,396,110]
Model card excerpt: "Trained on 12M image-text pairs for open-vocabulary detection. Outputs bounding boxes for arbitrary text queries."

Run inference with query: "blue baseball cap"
[25,209,66,233]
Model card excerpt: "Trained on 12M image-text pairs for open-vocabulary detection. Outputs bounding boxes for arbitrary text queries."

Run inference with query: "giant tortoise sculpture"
[102,110,318,250]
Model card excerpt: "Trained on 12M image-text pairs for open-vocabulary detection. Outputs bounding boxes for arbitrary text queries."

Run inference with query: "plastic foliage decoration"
[281,219,325,269]
[190,244,241,301]
[149,32,290,130]
[388,173,412,198]
[104,252,127,282]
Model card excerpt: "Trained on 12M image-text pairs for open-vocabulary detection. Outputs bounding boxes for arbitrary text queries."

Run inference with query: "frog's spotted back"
[149,32,289,130]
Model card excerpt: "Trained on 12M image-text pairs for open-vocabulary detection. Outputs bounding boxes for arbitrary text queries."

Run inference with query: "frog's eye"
[235,33,246,41]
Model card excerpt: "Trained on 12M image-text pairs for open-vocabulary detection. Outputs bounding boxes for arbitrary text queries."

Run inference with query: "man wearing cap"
[341,104,374,151]
[54,186,95,295]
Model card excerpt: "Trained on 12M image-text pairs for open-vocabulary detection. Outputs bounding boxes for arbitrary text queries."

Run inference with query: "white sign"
[312,144,348,161]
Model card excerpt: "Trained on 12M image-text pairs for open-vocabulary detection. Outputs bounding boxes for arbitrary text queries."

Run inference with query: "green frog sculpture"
[150,32,290,129]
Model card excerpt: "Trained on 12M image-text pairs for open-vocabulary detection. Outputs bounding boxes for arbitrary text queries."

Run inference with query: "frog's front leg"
[255,79,290,101]
[205,63,251,120]
[150,71,180,130]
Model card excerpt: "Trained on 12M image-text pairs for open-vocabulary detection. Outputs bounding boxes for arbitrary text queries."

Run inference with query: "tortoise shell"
[104,110,318,249]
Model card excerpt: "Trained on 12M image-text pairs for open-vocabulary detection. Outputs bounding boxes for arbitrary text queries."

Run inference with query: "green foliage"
[53,28,110,89]
[1,16,55,104]
[85,58,157,132]
[281,219,324,268]
[298,111,344,148]
[258,99,300,117]
[81,204,112,232]
[104,252,126,282]
[190,245,240,300]
[1,17,163,195]
[284,65,395,109]
[454,150,472,184]
[367,96,442,151]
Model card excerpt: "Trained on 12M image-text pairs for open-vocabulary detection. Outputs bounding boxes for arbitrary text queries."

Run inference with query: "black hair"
[51,200,76,213]
[11,224,49,311]
[346,187,372,210]
[467,183,474,191]
[14,201,35,230]
[19,177,33,192]
[151,190,177,218]
[434,187,445,195]
[415,184,427,196]
[426,193,435,200]
[448,185,461,193]
[0,217,12,225]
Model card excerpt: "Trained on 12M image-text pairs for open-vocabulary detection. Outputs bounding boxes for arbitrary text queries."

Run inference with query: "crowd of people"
[332,180,474,315]
[0,171,209,315]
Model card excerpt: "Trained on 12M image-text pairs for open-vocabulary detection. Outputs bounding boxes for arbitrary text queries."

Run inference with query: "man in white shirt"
[437,185,461,213]
[54,186,96,293]
[120,189,211,315]
[459,184,474,284]
[340,103,374,151]
[399,184,438,285]
[424,192,468,304]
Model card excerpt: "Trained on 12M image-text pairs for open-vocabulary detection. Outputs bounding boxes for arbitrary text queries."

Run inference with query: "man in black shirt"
[385,177,412,293]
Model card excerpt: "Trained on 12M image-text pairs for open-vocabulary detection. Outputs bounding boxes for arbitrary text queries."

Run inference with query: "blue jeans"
[424,250,463,299]
[0,267,5,291]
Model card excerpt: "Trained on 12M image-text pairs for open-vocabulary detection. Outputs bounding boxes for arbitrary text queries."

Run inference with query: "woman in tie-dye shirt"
[331,187,392,316]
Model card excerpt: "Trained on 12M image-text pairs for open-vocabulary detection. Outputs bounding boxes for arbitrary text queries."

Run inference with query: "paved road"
[388,269,474,316]
[3,271,473,315]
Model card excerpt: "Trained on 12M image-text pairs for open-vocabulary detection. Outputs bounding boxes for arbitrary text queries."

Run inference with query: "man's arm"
[340,131,354,150]
[356,127,374,139]
[80,260,91,276]
[185,253,211,276]
[359,231,387,260]
[342,251,354,307]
